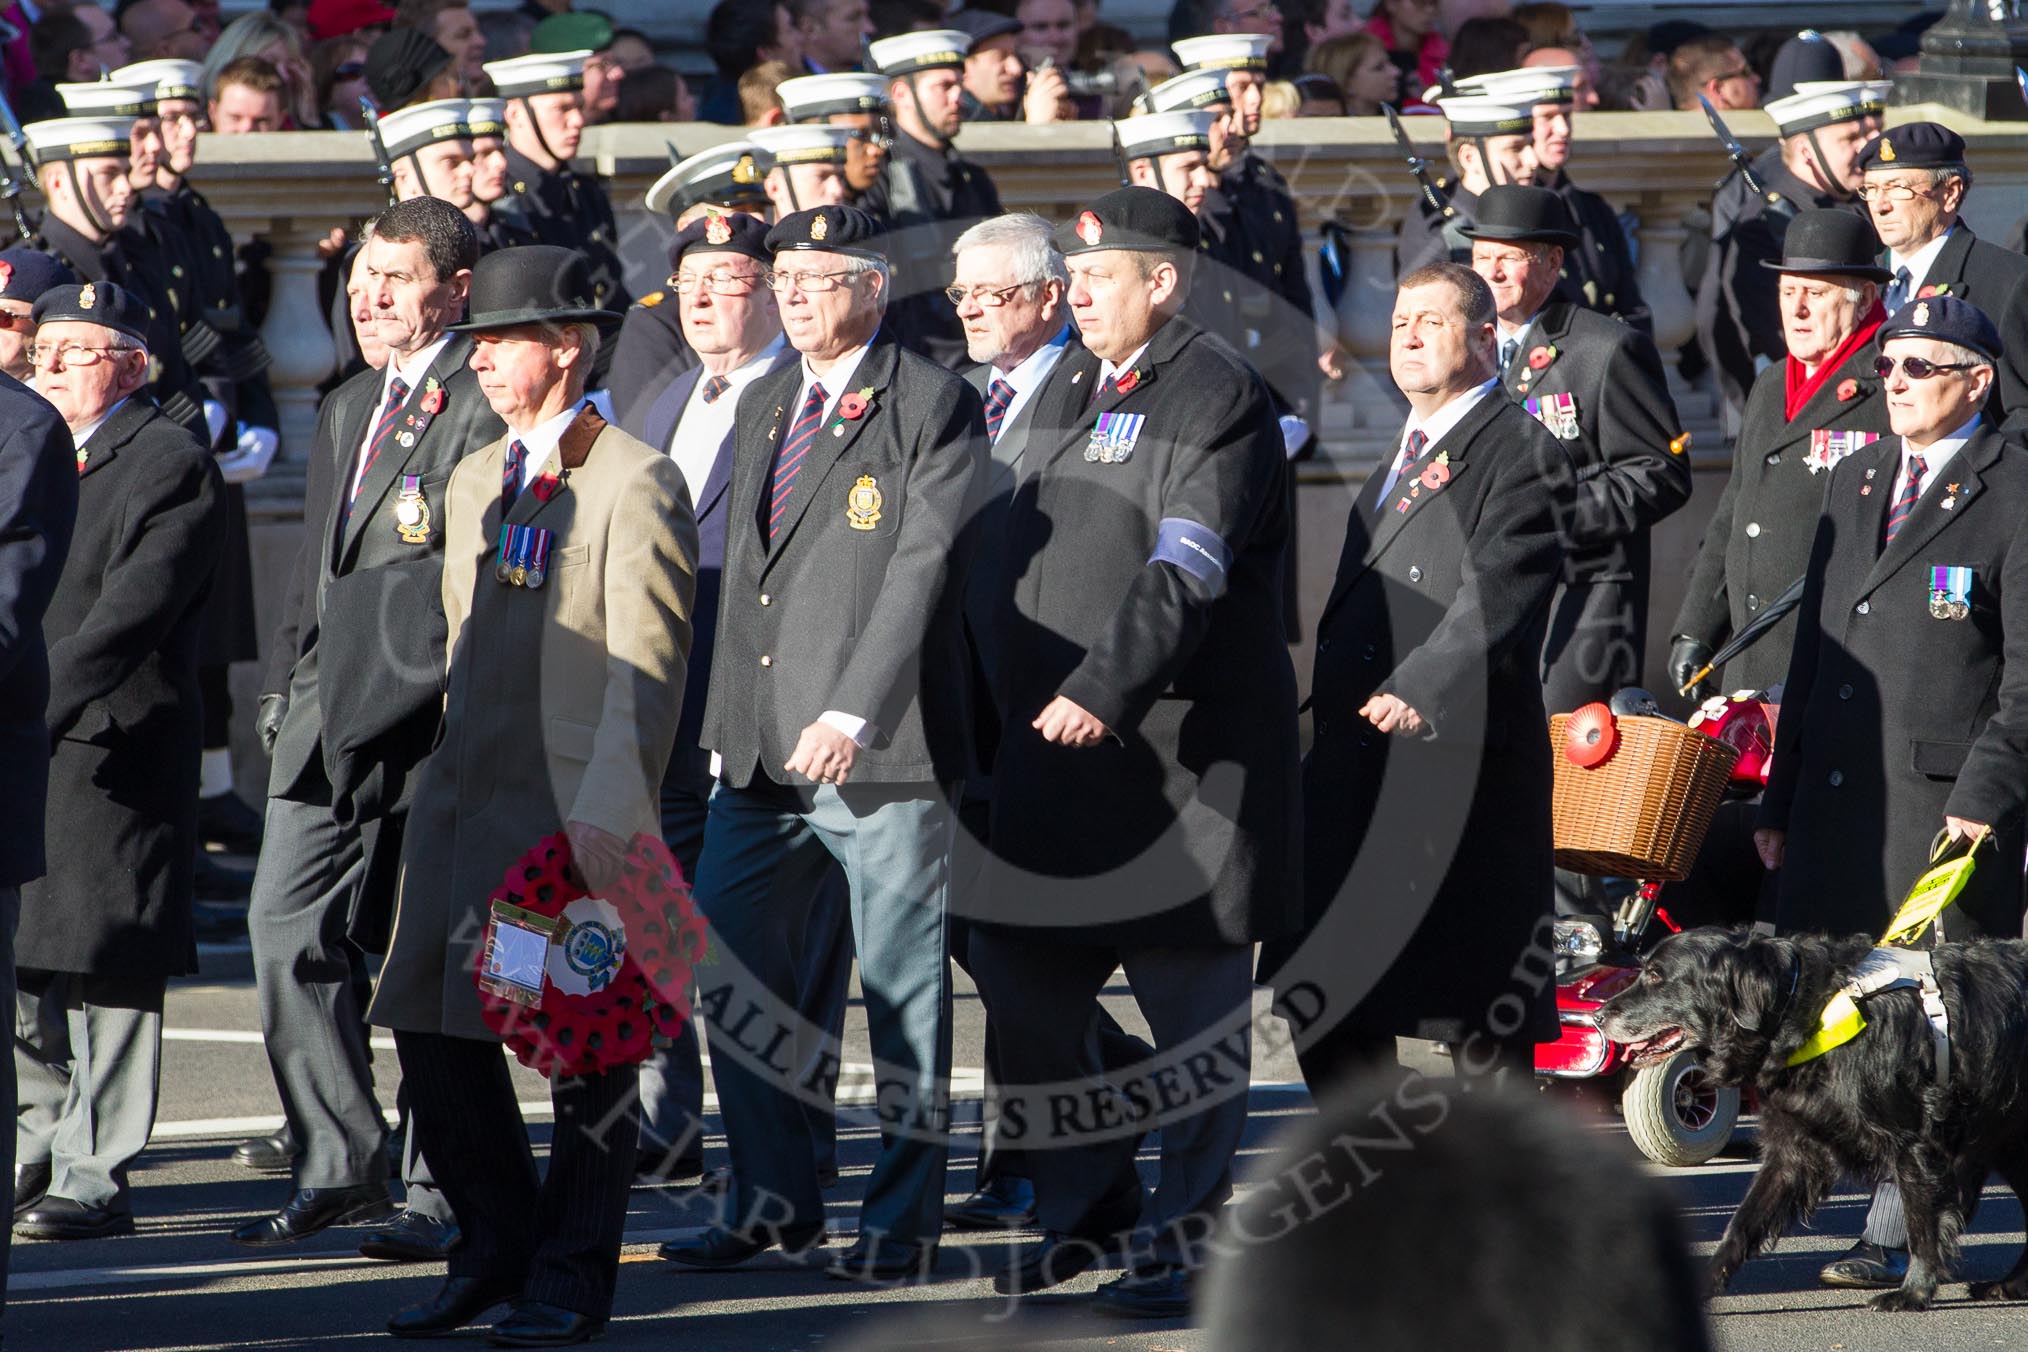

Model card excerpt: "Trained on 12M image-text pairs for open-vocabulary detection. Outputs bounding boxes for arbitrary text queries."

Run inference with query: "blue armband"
[1149,517,1232,597]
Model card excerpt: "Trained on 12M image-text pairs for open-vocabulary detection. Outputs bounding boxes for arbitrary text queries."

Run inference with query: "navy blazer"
[628,344,797,749]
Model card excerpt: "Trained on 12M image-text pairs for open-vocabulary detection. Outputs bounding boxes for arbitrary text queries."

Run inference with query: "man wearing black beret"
[1860,122,2028,428]
[1758,295,2028,1290]
[0,247,76,382]
[13,281,225,1242]
[669,203,984,1283]
[967,186,1300,1316]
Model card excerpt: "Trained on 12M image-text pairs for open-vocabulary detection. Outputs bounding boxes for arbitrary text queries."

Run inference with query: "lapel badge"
[1942,481,1960,510]
[846,474,883,530]
[1526,344,1555,371]
[396,430,416,447]
[394,474,432,544]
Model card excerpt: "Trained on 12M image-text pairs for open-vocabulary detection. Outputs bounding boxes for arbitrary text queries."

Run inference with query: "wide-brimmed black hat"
[1761,208,1894,285]
[1459,186,1580,250]
[448,245,619,332]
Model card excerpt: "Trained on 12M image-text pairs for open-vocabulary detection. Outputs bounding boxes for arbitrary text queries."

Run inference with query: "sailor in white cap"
[461,97,539,253]
[372,98,477,210]
[1700,79,1889,416]
[481,49,630,315]
[866,27,1005,367]
[748,123,854,218]
[776,72,892,197]
[1394,91,1539,277]
[1456,64,1650,334]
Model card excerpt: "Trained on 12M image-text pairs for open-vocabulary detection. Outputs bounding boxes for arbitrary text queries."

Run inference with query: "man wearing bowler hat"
[1758,295,2028,1291]
[1672,209,1894,700]
[1858,122,2028,426]
[369,244,696,1346]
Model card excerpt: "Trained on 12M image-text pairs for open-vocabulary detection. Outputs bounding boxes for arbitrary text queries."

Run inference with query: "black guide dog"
[1599,927,2028,1311]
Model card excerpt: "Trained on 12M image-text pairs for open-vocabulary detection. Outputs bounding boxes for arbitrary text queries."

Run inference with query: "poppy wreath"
[474,830,705,1079]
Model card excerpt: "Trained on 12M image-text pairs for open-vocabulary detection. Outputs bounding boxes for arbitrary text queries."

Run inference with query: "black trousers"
[394,1031,639,1318]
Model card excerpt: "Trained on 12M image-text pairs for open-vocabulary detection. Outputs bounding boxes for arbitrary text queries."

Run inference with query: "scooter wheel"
[1623,1048,1739,1167]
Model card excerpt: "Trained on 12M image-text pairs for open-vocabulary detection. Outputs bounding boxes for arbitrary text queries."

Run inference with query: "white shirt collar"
[1097,340,1152,389]
[1889,225,1956,297]
[508,400,589,487]
[698,334,787,398]
[386,334,451,396]
[1902,411,1980,489]
[794,336,875,422]
[1405,377,1501,451]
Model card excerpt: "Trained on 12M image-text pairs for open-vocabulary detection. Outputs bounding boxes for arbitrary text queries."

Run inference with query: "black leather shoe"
[231,1133,299,1174]
[1093,1264,1193,1318]
[1818,1241,1911,1290]
[826,1236,936,1283]
[13,1161,50,1218]
[359,1208,461,1262]
[659,1223,825,1269]
[992,1230,1123,1295]
[193,851,254,901]
[489,1302,605,1347]
[946,1175,1037,1230]
[198,790,266,854]
[387,1276,519,1337]
[230,1184,396,1246]
[14,1196,134,1240]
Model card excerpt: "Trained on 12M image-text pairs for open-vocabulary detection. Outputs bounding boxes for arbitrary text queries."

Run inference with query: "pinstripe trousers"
[394,1031,639,1317]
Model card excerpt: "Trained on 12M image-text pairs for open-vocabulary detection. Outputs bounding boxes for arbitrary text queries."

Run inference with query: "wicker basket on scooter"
[1548,712,1741,880]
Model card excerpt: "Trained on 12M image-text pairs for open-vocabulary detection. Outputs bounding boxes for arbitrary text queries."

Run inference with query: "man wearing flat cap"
[1859,122,2028,427]
[13,280,225,1242]
[371,243,696,1345]
[0,248,76,382]
[1758,294,2028,1292]
[1673,209,1894,701]
[1700,80,1886,418]
[967,186,1299,1317]
[666,203,983,1284]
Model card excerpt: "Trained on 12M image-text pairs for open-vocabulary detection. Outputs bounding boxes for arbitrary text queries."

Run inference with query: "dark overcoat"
[1548,169,1651,334]
[981,315,1302,948]
[700,331,985,786]
[20,399,223,978]
[1672,336,1892,694]
[1266,395,1570,1045]
[1501,302,1689,710]
[1903,225,2028,428]
[1761,419,2028,939]
[0,378,76,890]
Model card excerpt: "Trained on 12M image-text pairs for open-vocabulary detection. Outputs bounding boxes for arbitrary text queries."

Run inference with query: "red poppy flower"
[838,392,869,420]
[421,388,445,414]
[531,474,560,503]
[1527,345,1554,371]
[1418,461,1451,491]
[1116,368,1141,392]
[1563,702,1618,768]
[1836,378,1859,402]
[1916,284,1944,299]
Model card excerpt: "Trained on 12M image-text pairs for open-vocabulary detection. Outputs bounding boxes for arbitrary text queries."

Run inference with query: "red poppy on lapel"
[838,391,870,420]
[1527,345,1554,371]
[1116,368,1141,392]
[421,388,445,414]
[1916,284,1947,299]
[1836,378,1859,401]
[531,472,562,503]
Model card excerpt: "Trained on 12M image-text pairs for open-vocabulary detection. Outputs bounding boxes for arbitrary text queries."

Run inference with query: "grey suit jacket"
[700,329,986,786]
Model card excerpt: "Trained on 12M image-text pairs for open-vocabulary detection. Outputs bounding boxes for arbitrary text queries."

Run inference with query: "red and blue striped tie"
[1884,452,1927,546]
[342,376,407,524]
[769,381,826,540]
[502,438,528,513]
[984,377,1015,443]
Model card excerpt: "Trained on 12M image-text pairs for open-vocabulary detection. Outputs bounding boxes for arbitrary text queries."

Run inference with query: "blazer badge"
[846,474,883,530]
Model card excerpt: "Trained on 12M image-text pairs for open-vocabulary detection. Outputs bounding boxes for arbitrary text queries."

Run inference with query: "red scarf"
[1783,304,1884,421]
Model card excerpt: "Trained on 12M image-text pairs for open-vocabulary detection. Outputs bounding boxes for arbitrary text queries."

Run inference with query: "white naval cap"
[867,29,970,77]
[1117,109,1217,161]
[22,115,136,164]
[1450,65,1580,107]
[58,79,155,118]
[1172,33,1271,73]
[1434,92,1535,137]
[1139,68,1234,115]
[777,72,888,122]
[464,97,508,138]
[1765,80,1892,136]
[748,122,853,168]
[482,49,589,98]
[375,98,470,159]
[645,140,767,218]
[111,59,202,104]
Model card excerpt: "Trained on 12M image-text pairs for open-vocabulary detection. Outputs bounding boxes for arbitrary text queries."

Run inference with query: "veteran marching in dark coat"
[967,188,1299,1318]
[1267,261,1571,1084]
[1673,211,1893,698]
[15,282,224,1241]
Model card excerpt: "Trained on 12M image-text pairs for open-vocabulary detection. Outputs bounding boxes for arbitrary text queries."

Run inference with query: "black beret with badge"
[1054,185,1202,255]
[0,248,76,304]
[1857,121,1967,174]
[764,204,886,261]
[1878,293,2003,364]
[672,211,770,266]
[31,280,151,345]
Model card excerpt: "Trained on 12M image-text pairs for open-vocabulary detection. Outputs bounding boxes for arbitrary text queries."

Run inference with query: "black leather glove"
[256,693,288,754]
[1667,636,1715,700]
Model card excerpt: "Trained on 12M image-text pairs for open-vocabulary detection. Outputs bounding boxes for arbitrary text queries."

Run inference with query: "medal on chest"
[393,474,431,544]
[1522,391,1579,441]
[1085,411,1146,464]
[1929,565,1972,621]
[495,522,554,588]
[1806,428,1880,475]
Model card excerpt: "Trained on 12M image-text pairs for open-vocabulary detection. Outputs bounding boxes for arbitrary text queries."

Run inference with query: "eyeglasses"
[1874,354,1976,380]
[1857,180,1941,203]
[670,268,763,295]
[0,311,33,331]
[29,342,133,367]
[764,268,863,293]
[943,281,1029,307]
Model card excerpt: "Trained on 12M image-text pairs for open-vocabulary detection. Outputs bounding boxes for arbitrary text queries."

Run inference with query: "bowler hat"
[448,245,619,333]
[1459,186,1581,250]
[1761,208,1894,284]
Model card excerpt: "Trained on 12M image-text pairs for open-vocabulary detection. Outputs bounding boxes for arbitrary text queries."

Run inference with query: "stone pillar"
[1332,226,1407,442]
[1896,0,2028,120]
[256,219,337,489]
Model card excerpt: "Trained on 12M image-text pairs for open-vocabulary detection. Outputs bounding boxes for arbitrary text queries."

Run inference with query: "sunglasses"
[1874,354,1976,380]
